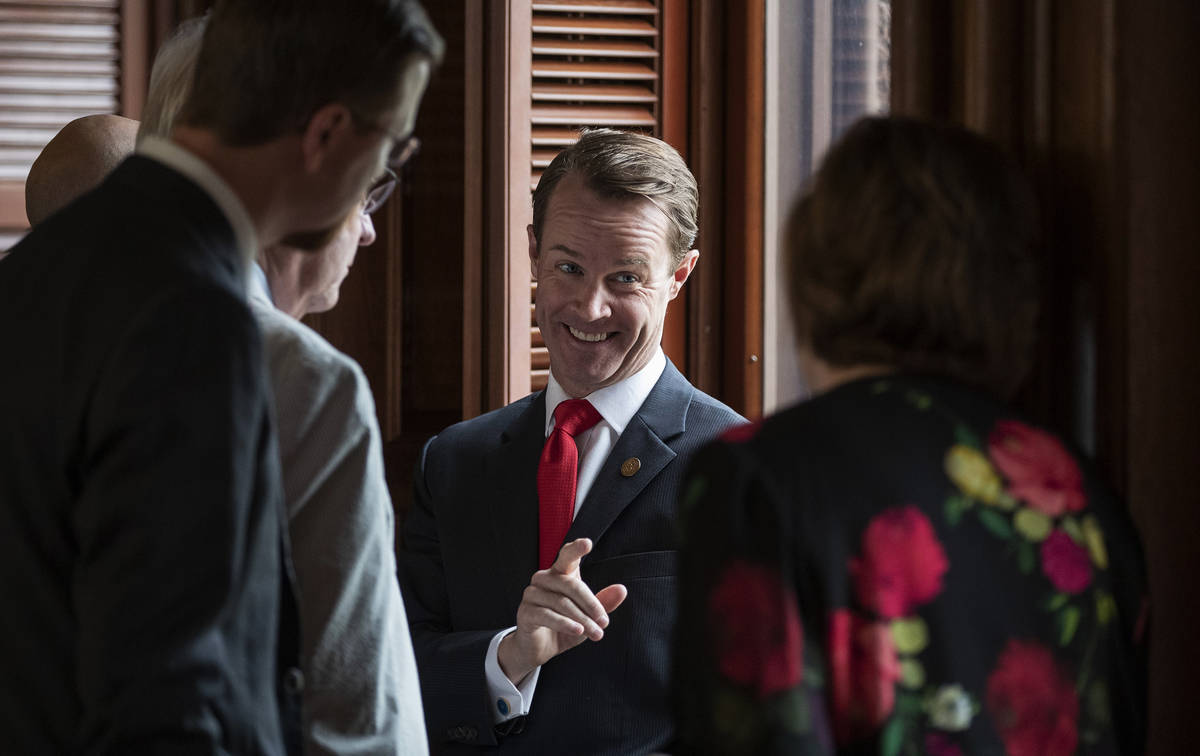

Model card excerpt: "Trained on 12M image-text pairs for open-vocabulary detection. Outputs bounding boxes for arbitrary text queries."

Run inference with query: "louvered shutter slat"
[532,60,656,80]
[532,0,658,13]
[0,58,116,74]
[531,16,656,36]
[531,39,656,58]
[533,83,656,103]
[0,9,118,24]
[532,127,588,147]
[532,104,656,128]
[7,0,117,8]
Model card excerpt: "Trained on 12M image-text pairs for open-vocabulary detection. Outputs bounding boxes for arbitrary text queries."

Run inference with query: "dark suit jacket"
[0,156,296,754]
[400,361,744,755]
[673,375,1148,755]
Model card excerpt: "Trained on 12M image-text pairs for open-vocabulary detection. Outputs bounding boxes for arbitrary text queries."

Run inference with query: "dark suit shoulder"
[426,393,539,455]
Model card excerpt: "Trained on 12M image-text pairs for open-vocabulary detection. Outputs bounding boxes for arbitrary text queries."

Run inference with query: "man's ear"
[299,103,354,174]
[527,224,539,281]
[668,248,700,300]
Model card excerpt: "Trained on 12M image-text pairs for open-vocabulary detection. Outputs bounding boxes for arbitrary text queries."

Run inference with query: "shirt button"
[283,667,305,694]
[496,697,511,716]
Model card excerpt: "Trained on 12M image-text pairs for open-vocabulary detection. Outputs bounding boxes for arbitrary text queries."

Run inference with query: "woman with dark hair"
[673,117,1148,755]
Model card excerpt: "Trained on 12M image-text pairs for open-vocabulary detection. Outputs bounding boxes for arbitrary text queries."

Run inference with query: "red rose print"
[828,608,901,744]
[986,640,1079,756]
[707,561,803,698]
[849,506,949,618]
[988,420,1086,517]
[1040,530,1093,594]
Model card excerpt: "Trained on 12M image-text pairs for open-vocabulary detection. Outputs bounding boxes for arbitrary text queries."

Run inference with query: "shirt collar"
[137,136,258,268]
[544,348,667,437]
[247,262,273,306]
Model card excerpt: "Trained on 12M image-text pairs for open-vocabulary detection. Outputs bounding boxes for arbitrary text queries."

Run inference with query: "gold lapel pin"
[621,457,641,477]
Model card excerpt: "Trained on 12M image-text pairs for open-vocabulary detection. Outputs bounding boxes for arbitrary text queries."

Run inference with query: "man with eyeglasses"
[134,13,434,756]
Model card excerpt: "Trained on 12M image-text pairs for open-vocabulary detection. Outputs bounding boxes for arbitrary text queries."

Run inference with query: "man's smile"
[566,324,611,342]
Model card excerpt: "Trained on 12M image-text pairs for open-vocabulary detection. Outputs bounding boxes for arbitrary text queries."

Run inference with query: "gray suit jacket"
[400,362,744,755]
[248,278,428,755]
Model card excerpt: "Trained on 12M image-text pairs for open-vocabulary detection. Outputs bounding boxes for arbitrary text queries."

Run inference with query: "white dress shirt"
[137,136,258,271]
[483,348,668,723]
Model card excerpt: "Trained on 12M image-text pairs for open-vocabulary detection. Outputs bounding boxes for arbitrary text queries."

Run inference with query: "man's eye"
[556,262,582,274]
[614,273,639,285]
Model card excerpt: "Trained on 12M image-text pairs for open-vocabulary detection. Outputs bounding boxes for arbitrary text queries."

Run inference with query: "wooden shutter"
[0,0,121,246]
[527,0,664,391]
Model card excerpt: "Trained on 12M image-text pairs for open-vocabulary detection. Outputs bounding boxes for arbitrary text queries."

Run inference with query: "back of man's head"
[178,0,444,147]
[25,114,138,226]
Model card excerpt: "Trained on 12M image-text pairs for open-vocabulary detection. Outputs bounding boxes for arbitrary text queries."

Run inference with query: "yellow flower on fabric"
[1014,508,1053,542]
[1096,591,1117,624]
[900,659,926,689]
[1082,514,1109,569]
[891,617,929,655]
[944,445,1009,507]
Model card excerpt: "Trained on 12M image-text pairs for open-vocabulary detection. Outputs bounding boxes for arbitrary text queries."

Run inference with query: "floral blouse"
[673,376,1148,755]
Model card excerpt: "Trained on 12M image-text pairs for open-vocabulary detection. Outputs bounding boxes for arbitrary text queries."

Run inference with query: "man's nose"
[575,279,612,321]
[358,211,377,246]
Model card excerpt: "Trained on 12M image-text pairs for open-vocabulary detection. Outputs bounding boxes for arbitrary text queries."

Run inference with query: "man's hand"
[496,538,627,685]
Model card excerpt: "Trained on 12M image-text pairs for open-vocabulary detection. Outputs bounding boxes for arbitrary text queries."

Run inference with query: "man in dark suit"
[0,1,440,753]
[401,129,745,755]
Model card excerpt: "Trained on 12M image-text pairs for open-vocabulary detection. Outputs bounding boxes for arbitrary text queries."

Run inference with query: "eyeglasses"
[349,109,422,170]
[385,134,421,169]
[363,168,397,215]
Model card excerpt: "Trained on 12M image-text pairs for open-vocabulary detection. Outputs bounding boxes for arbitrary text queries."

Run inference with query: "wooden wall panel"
[891,1,1200,751]
[1118,3,1200,751]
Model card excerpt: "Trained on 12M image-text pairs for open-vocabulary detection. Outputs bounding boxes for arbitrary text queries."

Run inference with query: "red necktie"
[537,399,602,569]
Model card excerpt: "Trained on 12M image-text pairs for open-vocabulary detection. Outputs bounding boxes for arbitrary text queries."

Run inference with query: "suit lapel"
[566,361,695,545]
[486,393,546,599]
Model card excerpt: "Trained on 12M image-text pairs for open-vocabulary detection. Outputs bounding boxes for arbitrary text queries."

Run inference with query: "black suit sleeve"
[399,437,505,749]
[73,286,285,755]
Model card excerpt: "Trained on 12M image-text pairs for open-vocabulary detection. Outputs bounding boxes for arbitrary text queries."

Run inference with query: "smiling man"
[400,129,744,754]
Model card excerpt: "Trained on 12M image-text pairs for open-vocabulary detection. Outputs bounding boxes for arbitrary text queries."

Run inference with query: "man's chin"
[278,223,341,252]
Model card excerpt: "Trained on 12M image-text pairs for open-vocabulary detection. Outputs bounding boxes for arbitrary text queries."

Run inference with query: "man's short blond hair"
[531,129,699,268]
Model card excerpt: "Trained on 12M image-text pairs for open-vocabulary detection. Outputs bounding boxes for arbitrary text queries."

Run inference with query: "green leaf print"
[1058,605,1082,646]
[1016,541,1036,574]
[880,716,906,756]
[954,425,983,449]
[977,509,1014,539]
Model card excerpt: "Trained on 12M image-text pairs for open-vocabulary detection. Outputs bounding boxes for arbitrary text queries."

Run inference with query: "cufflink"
[621,457,641,477]
[496,697,511,716]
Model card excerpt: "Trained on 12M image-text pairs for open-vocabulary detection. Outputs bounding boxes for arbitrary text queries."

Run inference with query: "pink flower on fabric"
[849,506,949,618]
[988,420,1086,517]
[707,561,803,698]
[828,609,902,744]
[1040,530,1092,594]
[986,640,1079,756]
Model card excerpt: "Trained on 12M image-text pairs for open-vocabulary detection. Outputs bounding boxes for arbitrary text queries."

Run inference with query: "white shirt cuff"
[484,627,541,723]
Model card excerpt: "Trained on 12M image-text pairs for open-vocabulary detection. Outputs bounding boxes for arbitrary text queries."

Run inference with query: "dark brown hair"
[532,128,699,268]
[179,0,443,146]
[786,116,1040,397]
